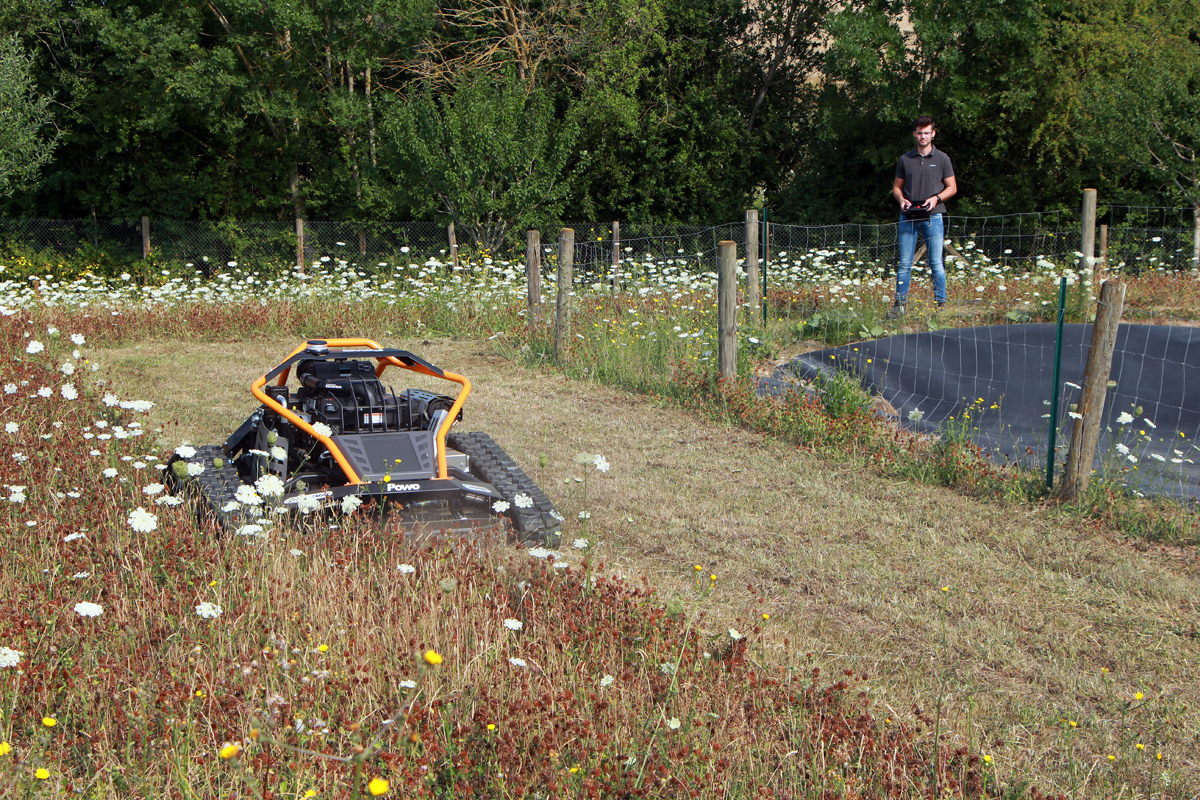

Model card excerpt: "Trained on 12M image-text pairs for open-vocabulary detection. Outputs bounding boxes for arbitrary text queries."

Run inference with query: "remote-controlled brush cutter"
[166,339,561,544]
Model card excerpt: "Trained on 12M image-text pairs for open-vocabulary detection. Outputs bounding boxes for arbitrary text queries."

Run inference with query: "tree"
[565,0,819,224]
[406,0,820,225]
[7,0,432,220]
[0,34,58,196]
[385,71,579,252]
[740,0,833,135]
[788,0,1068,221]
[1047,0,1200,264]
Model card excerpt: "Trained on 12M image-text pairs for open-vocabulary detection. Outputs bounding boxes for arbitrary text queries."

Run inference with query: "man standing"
[888,116,956,319]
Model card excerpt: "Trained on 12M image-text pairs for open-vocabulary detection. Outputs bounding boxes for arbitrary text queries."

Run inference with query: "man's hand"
[922,196,938,211]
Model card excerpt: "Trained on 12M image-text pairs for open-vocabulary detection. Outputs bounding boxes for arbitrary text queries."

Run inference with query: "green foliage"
[1,0,1199,223]
[812,367,870,419]
[799,309,883,346]
[566,0,823,223]
[385,72,580,253]
[6,0,433,219]
[1049,0,1200,225]
[0,34,57,196]
[785,0,1064,221]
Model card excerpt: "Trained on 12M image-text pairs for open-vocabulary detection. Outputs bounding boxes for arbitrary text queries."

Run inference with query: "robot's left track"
[166,444,247,531]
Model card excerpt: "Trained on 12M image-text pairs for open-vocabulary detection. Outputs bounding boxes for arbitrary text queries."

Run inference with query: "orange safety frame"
[250,338,471,484]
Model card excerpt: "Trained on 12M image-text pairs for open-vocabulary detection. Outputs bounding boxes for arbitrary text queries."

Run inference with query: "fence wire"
[0,209,1192,275]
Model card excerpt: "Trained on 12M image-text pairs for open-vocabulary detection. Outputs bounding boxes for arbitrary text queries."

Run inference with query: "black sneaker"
[937,300,946,309]
[886,303,906,320]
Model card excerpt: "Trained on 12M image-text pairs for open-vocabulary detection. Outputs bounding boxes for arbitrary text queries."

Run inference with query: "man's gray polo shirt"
[895,146,954,215]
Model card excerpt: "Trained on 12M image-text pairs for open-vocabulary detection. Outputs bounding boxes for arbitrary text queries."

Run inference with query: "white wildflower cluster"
[74,601,104,618]
[0,646,23,668]
[128,507,158,533]
[195,602,223,619]
[235,485,262,506]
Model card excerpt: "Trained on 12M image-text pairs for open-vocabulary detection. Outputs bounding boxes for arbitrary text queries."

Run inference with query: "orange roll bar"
[251,338,470,483]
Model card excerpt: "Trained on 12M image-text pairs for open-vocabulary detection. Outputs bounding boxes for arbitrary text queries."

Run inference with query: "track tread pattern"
[166,444,245,532]
[447,431,561,546]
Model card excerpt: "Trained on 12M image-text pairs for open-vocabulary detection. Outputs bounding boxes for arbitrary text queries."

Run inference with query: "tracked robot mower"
[166,338,561,544]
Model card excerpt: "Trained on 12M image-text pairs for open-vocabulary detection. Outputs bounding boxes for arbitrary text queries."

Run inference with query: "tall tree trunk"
[366,66,377,167]
[746,0,803,134]
[347,65,361,202]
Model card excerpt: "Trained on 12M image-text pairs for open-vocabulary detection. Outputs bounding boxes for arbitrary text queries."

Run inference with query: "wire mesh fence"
[0,206,1192,278]
[0,218,143,260]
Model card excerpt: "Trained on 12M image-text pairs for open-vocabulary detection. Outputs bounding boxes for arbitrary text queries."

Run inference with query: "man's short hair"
[913,115,936,131]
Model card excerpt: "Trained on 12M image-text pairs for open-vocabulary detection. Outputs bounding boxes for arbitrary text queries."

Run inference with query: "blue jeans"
[896,213,946,304]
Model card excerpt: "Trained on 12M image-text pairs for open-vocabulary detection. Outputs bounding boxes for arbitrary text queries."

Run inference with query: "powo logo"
[387,482,420,492]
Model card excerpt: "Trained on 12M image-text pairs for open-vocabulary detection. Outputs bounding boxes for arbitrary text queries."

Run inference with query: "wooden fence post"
[554,228,574,361]
[295,218,305,269]
[1099,224,1108,272]
[717,240,738,381]
[448,221,459,272]
[1062,279,1126,501]
[611,220,620,290]
[745,210,760,314]
[526,229,542,322]
[1193,202,1200,270]
[140,215,151,259]
[1080,188,1097,276]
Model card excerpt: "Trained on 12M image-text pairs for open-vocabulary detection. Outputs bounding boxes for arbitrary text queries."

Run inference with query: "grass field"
[2,252,1200,798]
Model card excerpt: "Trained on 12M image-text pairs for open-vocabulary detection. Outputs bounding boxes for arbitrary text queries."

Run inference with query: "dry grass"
[94,335,1200,796]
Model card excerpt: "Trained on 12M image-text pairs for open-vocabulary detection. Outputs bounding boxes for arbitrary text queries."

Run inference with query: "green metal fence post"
[1045,276,1068,490]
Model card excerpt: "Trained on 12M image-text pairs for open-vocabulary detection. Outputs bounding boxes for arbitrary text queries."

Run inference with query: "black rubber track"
[448,431,562,546]
[166,444,246,532]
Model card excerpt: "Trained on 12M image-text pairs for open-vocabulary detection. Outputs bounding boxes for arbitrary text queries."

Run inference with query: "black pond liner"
[765,324,1200,500]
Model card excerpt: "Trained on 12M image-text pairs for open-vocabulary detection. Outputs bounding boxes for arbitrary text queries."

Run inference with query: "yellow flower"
[1107,755,1116,761]
[368,777,390,796]
[36,767,50,780]
[693,564,702,572]
[423,650,443,666]
[42,717,56,727]
[487,724,496,731]
[569,766,580,774]
[1136,743,1145,751]
[304,792,318,798]
[1134,691,1143,700]
[709,574,716,581]
[1069,720,1077,728]
[762,613,770,620]
[318,644,329,652]
[983,754,992,764]
[0,742,10,756]
[941,586,949,593]
[219,742,242,759]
